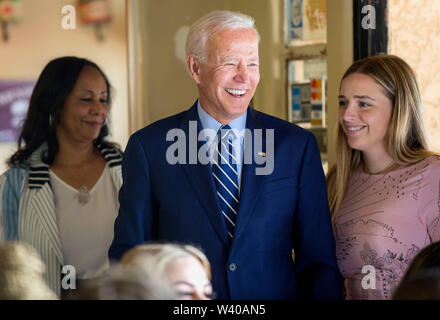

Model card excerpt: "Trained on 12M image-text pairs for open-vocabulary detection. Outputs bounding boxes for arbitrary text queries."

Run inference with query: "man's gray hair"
[186,10,260,63]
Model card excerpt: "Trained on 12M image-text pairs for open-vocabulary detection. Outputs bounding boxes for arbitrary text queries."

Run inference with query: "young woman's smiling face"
[338,73,393,157]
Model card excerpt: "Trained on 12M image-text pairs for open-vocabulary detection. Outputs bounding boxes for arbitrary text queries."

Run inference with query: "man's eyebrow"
[220,57,238,62]
[219,56,259,62]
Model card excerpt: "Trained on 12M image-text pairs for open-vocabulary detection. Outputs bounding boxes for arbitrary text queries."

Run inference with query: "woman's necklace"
[58,161,94,206]
[77,185,91,205]
[54,148,101,206]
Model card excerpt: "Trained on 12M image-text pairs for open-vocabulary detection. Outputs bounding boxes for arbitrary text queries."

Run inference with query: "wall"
[137,0,285,127]
[0,0,128,172]
[230,0,285,120]
[388,0,440,152]
[138,0,227,126]
[326,0,353,168]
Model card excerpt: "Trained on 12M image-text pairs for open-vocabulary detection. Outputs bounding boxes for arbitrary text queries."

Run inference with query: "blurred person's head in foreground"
[393,241,440,299]
[401,241,440,284]
[0,242,57,299]
[393,269,440,300]
[72,264,178,300]
[121,243,213,300]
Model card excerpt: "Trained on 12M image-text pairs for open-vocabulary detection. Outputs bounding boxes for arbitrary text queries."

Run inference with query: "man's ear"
[187,54,202,84]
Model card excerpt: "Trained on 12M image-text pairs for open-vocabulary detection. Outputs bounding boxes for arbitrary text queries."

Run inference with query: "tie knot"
[219,124,232,142]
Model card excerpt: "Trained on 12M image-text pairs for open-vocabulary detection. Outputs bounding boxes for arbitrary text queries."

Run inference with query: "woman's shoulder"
[424,156,440,180]
[97,143,123,156]
[418,155,440,173]
[425,155,440,165]
[0,164,28,193]
[97,143,123,167]
[399,155,440,174]
[2,164,28,179]
[401,156,440,188]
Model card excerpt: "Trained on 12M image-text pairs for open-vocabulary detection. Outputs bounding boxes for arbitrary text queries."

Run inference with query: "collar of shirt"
[197,99,247,149]
[197,99,246,191]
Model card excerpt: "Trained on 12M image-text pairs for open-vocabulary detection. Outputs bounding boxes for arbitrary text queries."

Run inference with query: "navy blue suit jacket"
[109,102,343,299]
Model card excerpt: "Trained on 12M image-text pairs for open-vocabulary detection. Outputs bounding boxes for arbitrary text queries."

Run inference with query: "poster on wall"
[0,80,35,143]
[286,0,303,43]
[286,0,327,44]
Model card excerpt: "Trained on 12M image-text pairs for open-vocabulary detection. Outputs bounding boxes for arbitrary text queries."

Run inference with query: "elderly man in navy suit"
[109,10,342,300]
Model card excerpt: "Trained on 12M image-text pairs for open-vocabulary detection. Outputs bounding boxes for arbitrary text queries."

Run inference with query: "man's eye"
[338,101,346,107]
[360,102,370,107]
[81,98,92,102]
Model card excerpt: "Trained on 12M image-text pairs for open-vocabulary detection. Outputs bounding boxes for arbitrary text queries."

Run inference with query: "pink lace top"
[334,156,440,300]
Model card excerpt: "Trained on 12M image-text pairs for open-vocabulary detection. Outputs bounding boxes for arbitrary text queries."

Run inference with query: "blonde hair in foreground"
[327,54,438,221]
[120,243,211,281]
[0,242,57,300]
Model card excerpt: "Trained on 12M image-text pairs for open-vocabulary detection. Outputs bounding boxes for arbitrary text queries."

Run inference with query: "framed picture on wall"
[0,80,35,143]
[285,0,327,45]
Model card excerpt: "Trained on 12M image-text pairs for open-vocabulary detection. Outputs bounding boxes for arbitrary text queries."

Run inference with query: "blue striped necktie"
[212,125,239,241]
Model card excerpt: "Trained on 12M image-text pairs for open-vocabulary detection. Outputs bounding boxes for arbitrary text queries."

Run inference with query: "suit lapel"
[180,103,229,248]
[234,108,266,241]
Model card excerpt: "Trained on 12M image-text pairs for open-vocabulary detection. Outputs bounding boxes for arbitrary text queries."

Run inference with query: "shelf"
[284,0,328,172]
[292,120,311,125]
[292,121,326,130]
[308,126,327,131]
[285,42,327,61]
[288,39,327,47]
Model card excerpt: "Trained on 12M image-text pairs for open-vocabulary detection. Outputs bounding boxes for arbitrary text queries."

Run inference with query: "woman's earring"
[49,114,54,129]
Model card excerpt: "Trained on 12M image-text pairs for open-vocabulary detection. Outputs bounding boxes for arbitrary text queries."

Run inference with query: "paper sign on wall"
[0,80,35,142]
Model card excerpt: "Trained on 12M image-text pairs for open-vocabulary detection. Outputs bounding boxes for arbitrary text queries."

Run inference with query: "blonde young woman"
[327,54,440,300]
[120,243,213,300]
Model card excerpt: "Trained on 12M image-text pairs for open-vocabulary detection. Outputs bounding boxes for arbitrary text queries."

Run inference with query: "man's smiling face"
[195,27,260,124]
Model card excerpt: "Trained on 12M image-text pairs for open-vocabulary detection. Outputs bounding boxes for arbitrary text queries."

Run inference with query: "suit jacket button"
[229,263,237,272]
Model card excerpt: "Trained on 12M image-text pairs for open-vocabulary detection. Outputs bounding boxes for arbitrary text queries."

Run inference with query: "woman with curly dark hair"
[0,56,123,297]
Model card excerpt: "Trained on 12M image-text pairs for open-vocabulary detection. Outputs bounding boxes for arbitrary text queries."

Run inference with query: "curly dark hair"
[8,56,120,167]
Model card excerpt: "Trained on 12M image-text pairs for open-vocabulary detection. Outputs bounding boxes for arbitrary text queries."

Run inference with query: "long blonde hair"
[327,54,437,220]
